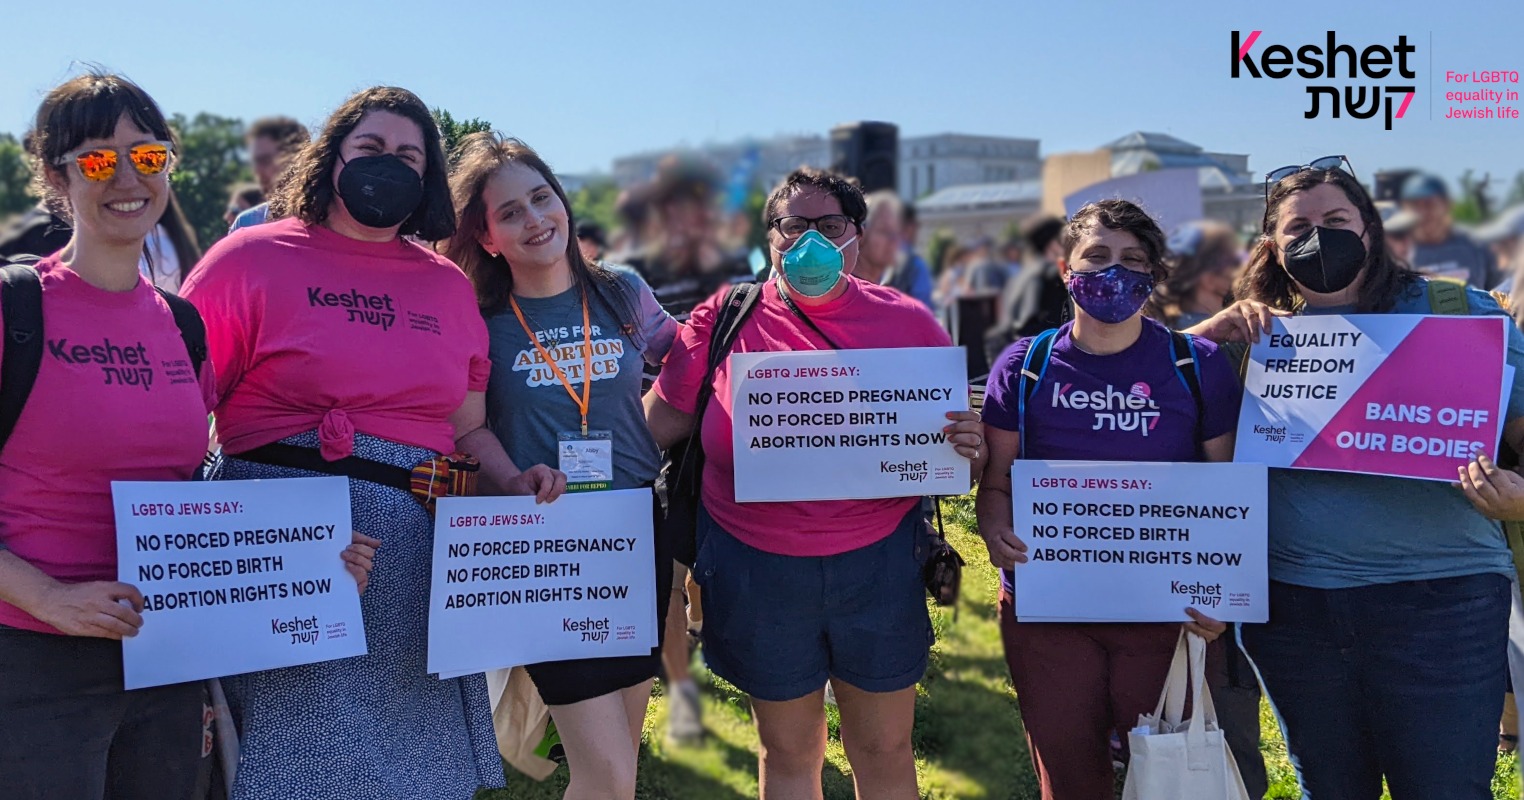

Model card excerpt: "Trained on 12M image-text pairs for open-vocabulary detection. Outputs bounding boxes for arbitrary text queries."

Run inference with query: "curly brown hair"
[268,86,454,241]
[1060,199,1170,283]
[1235,167,1415,312]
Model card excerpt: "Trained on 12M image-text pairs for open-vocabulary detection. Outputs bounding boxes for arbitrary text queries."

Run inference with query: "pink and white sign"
[1234,315,1510,481]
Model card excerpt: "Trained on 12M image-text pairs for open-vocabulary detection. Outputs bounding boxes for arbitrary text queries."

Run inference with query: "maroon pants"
[998,590,1183,800]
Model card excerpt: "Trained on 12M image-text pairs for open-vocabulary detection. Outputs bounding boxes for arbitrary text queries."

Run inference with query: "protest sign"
[1011,461,1268,623]
[1234,315,1509,481]
[427,489,657,676]
[729,347,969,502]
[113,477,365,690]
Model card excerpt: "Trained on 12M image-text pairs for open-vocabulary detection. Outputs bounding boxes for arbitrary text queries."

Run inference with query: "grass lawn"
[478,495,1521,800]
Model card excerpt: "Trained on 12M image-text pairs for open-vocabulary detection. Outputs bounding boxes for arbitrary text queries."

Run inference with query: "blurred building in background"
[900,134,1041,199]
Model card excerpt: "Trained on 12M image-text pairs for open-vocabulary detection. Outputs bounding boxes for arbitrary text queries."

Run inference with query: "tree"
[169,113,250,250]
[432,108,493,162]
[0,133,35,219]
[1506,170,1524,208]
[570,178,621,232]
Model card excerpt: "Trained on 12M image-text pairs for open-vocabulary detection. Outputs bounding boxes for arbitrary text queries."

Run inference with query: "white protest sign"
[1234,314,1509,481]
[427,490,657,676]
[113,477,366,689]
[729,347,969,502]
[1011,462,1268,623]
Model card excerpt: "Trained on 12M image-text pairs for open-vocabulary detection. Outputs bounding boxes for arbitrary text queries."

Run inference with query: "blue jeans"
[1241,574,1510,800]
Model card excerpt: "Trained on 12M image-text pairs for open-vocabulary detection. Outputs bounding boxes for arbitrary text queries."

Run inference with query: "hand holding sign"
[1455,451,1524,521]
[37,580,145,640]
[343,532,381,594]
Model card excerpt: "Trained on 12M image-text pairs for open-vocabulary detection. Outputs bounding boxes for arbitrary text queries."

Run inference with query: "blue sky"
[4,1,1522,195]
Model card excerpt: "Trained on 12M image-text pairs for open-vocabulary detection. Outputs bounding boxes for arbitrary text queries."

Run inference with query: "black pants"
[0,624,207,800]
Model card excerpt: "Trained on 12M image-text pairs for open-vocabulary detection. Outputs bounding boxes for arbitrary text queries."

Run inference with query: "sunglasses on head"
[1262,155,1356,231]
[1263,155,1355,202]
[55,141,174,182]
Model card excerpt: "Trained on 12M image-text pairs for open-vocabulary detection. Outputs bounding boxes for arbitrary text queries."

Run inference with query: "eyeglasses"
[769,214,854,240]
[55,141,174,182]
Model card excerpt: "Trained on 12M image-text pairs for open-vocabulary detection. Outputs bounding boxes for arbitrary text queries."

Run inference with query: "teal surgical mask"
[774,229,856,297]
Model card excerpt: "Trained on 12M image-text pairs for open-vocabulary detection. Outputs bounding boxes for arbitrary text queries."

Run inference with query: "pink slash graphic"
[1238,30,1262,62]
[1396,91,1414,119]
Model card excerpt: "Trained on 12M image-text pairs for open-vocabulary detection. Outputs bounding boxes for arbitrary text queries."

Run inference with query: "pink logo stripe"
[1238,30,1262,61]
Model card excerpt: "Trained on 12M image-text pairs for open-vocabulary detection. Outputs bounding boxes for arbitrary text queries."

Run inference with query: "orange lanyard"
[510,291,593,435]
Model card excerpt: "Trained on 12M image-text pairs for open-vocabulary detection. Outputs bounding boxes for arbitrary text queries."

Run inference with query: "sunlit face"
[52,113,170,250]
[333,110,427,188]
[766,187,860,274]
[1271,183,1369,258]
[1059,225,1149,277]
[478,162,570,274]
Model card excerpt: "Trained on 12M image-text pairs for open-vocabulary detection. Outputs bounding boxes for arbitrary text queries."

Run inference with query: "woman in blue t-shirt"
[975,199,1235,800]
[442,133,679,800]
[1206,160,1524,799]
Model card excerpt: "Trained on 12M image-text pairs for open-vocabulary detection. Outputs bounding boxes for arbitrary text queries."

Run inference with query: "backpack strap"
[0,263,45,456]
[155,288,207,378]
[1015,328,1060,457]
[1426,277,1469,316]
[1169,330,1207,448]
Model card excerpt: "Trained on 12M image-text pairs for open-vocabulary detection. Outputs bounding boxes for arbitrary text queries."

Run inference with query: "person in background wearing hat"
[1480,205,1524,294]
[1401,172,1501,288]
[576,220,606,264]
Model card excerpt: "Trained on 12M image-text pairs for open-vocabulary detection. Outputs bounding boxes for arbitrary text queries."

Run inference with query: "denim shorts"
[692,505,934,702]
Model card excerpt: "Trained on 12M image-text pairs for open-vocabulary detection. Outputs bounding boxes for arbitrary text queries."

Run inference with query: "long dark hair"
[269,86,454,242]
[442,133,645,349]
[151,188,202,284]
[1236,167,1415,312]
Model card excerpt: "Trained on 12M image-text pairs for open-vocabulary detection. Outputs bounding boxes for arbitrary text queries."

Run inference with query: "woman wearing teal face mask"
[645,168,984,800]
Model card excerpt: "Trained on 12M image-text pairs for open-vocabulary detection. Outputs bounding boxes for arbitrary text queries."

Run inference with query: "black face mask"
[1282,225,1367,295]
[335,154,424,230]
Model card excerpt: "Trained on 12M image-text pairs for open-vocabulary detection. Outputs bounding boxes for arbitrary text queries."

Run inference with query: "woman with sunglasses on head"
[645,167,983,800]
[0,73,215,799]
[975,199,1236,800]
[181,88,565,800]
[442,133,679,800]
[1190,156,1524,799]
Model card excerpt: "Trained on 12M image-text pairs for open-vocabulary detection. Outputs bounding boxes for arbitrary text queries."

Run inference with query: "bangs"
[40,75,173,161]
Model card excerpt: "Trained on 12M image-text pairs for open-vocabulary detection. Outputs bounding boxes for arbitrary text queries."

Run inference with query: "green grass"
[478,494,1523,800]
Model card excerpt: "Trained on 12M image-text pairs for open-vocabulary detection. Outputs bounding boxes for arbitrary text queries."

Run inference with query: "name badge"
[558,431,614,492]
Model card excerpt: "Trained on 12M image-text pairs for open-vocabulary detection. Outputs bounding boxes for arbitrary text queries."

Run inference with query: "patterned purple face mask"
[1066,264,1155,324]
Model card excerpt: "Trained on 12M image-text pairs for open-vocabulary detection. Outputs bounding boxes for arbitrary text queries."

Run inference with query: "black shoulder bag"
[657,282,763,566]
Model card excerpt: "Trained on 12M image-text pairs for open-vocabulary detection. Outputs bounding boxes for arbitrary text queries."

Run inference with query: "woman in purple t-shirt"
[975,199,1236,800]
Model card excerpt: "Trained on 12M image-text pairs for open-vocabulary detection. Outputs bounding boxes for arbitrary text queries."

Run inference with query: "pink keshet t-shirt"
[655,276,953,557]
[182,218,490,460]
[0,257,217,634]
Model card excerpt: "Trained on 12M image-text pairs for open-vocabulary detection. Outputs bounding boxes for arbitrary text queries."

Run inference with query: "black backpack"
[655,282,763,566]
[0,257,208,455]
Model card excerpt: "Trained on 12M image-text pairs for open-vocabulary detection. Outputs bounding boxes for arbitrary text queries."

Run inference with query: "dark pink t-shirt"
[654,276,953,557]
[0,257,217,634]
[182,219,490,460]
